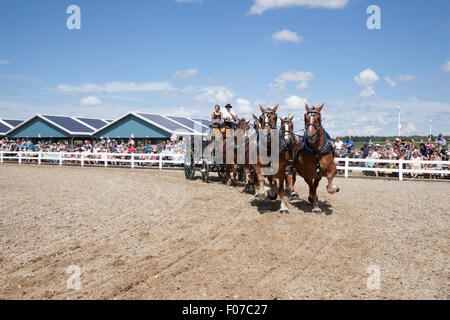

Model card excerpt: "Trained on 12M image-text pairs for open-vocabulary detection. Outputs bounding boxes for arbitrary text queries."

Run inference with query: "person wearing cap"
[435,134,446,153]
[345,136,354,158]
[222,104,239,129]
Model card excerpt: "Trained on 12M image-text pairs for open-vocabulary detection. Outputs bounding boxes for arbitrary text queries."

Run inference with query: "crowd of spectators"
[0,136,186,167]
[1,134,448,178]
[333,134,448,179]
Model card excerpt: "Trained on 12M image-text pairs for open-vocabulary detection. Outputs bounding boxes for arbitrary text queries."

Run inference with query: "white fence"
[0,151,184,169]
[335,157,450,181]
[0,151,449,181]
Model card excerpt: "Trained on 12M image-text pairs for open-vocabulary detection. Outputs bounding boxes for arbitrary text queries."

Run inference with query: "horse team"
[218,103,340,214]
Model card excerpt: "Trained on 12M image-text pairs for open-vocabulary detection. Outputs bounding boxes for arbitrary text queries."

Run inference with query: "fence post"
[0,151,3,163]
[104,153,108,167]
[399,159,403,181]
[18,151,22,164]
[159,155,162,170]
[131,154,135,169]
[344,157,349,178]
[81,153,84,167]
[38,152,41,165]
[59,153,63,166]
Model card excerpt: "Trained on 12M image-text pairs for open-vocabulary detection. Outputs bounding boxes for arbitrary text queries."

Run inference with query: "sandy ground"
[0,164,448,300]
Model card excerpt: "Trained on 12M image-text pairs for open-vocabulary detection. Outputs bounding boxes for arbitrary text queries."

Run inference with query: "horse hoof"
[308,196,314,204]
[312,208,322,214]
[280,209,289,214]
[290,193,299,201]
[268,192,278,201]
[335,186,340,193]
[254,192,266,200]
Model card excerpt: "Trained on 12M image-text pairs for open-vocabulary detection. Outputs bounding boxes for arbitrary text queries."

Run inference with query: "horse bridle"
[304,109,322,140]
[260,111,278,130]
[281,119,294,139]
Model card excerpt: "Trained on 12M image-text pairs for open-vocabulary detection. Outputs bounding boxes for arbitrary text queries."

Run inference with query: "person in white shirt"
[222,104,239,129]
[334,136,344,151]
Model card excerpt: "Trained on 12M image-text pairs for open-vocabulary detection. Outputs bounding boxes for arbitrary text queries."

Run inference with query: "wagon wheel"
[201,160,209,182]
[238,167,246,182]
[217,164,227,182]
[184,152,195,180]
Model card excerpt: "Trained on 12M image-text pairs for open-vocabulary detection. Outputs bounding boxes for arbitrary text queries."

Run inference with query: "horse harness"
[299,109,333,175]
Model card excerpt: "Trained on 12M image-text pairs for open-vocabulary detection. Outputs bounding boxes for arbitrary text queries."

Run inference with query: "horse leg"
[326,165,340,194]
[267,176,278,200]
[287,174,299,200]
[311,178,322,214]
[232,164,237,184]
[255,166,267,200]
[225,165,232,186]
[279,177,289,214]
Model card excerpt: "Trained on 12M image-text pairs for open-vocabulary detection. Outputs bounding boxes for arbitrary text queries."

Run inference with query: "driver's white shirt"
[222,109,237,121]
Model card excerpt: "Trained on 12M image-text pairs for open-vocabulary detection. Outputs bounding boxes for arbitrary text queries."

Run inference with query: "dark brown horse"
[222,118,251,186]
[295,103,340,214]
[252,105,301,213]
[279,115,299,201]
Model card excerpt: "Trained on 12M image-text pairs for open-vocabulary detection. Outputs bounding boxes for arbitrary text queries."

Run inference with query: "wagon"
[183,130,246,183]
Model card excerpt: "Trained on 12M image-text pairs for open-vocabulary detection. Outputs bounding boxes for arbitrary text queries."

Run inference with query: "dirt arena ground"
[0,164,448,300]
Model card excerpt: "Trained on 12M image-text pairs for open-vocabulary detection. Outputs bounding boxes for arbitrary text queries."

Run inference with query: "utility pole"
[397,106,402,137]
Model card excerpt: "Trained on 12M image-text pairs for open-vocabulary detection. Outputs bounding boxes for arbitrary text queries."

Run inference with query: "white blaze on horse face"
[284,122,290,140]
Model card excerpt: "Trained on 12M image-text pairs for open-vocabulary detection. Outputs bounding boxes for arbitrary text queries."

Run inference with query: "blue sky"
[0,0,449,136]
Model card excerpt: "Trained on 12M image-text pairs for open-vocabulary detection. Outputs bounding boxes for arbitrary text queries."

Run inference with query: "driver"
[222,103,239,129]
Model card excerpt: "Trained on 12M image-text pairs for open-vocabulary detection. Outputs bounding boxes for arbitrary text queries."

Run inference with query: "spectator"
[435,134,446,154]
[345,136,354,158]
[366,148,378,177]
[334,136,344,153]
[410,151,422,178]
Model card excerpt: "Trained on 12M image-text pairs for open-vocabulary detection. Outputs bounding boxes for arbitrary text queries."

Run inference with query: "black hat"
[225,104,232,108]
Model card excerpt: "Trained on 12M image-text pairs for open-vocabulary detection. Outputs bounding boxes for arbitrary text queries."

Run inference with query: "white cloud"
[0,59,10,65]
[354,68,379,87]
[283,95,308,110]
[385,74,415,87]
[384,76,397,87]
[193,86,234,104]
[57,81,173,93]
[358,86,376,98]
[168,107,198,117]
[403,122,417,135]
[80,96,103,107]
[272,29,303,43]
[235,98,253,116]
[395,74,414,82]
[441,61,450,73]
[354,68,379,98]
[174,68,199,79]
[270,70,314,92]
[249,0,349,15]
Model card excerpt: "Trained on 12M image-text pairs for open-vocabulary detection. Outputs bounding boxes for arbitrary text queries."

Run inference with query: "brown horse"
[295,103,340,214]
[279,115,299,201]
[223,118,251,186]
[252,105,300,213]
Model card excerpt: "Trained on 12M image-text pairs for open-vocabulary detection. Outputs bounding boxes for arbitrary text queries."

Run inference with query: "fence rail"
[0,151,184,169]
[335,157,450,181]
[1,151,449,181]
